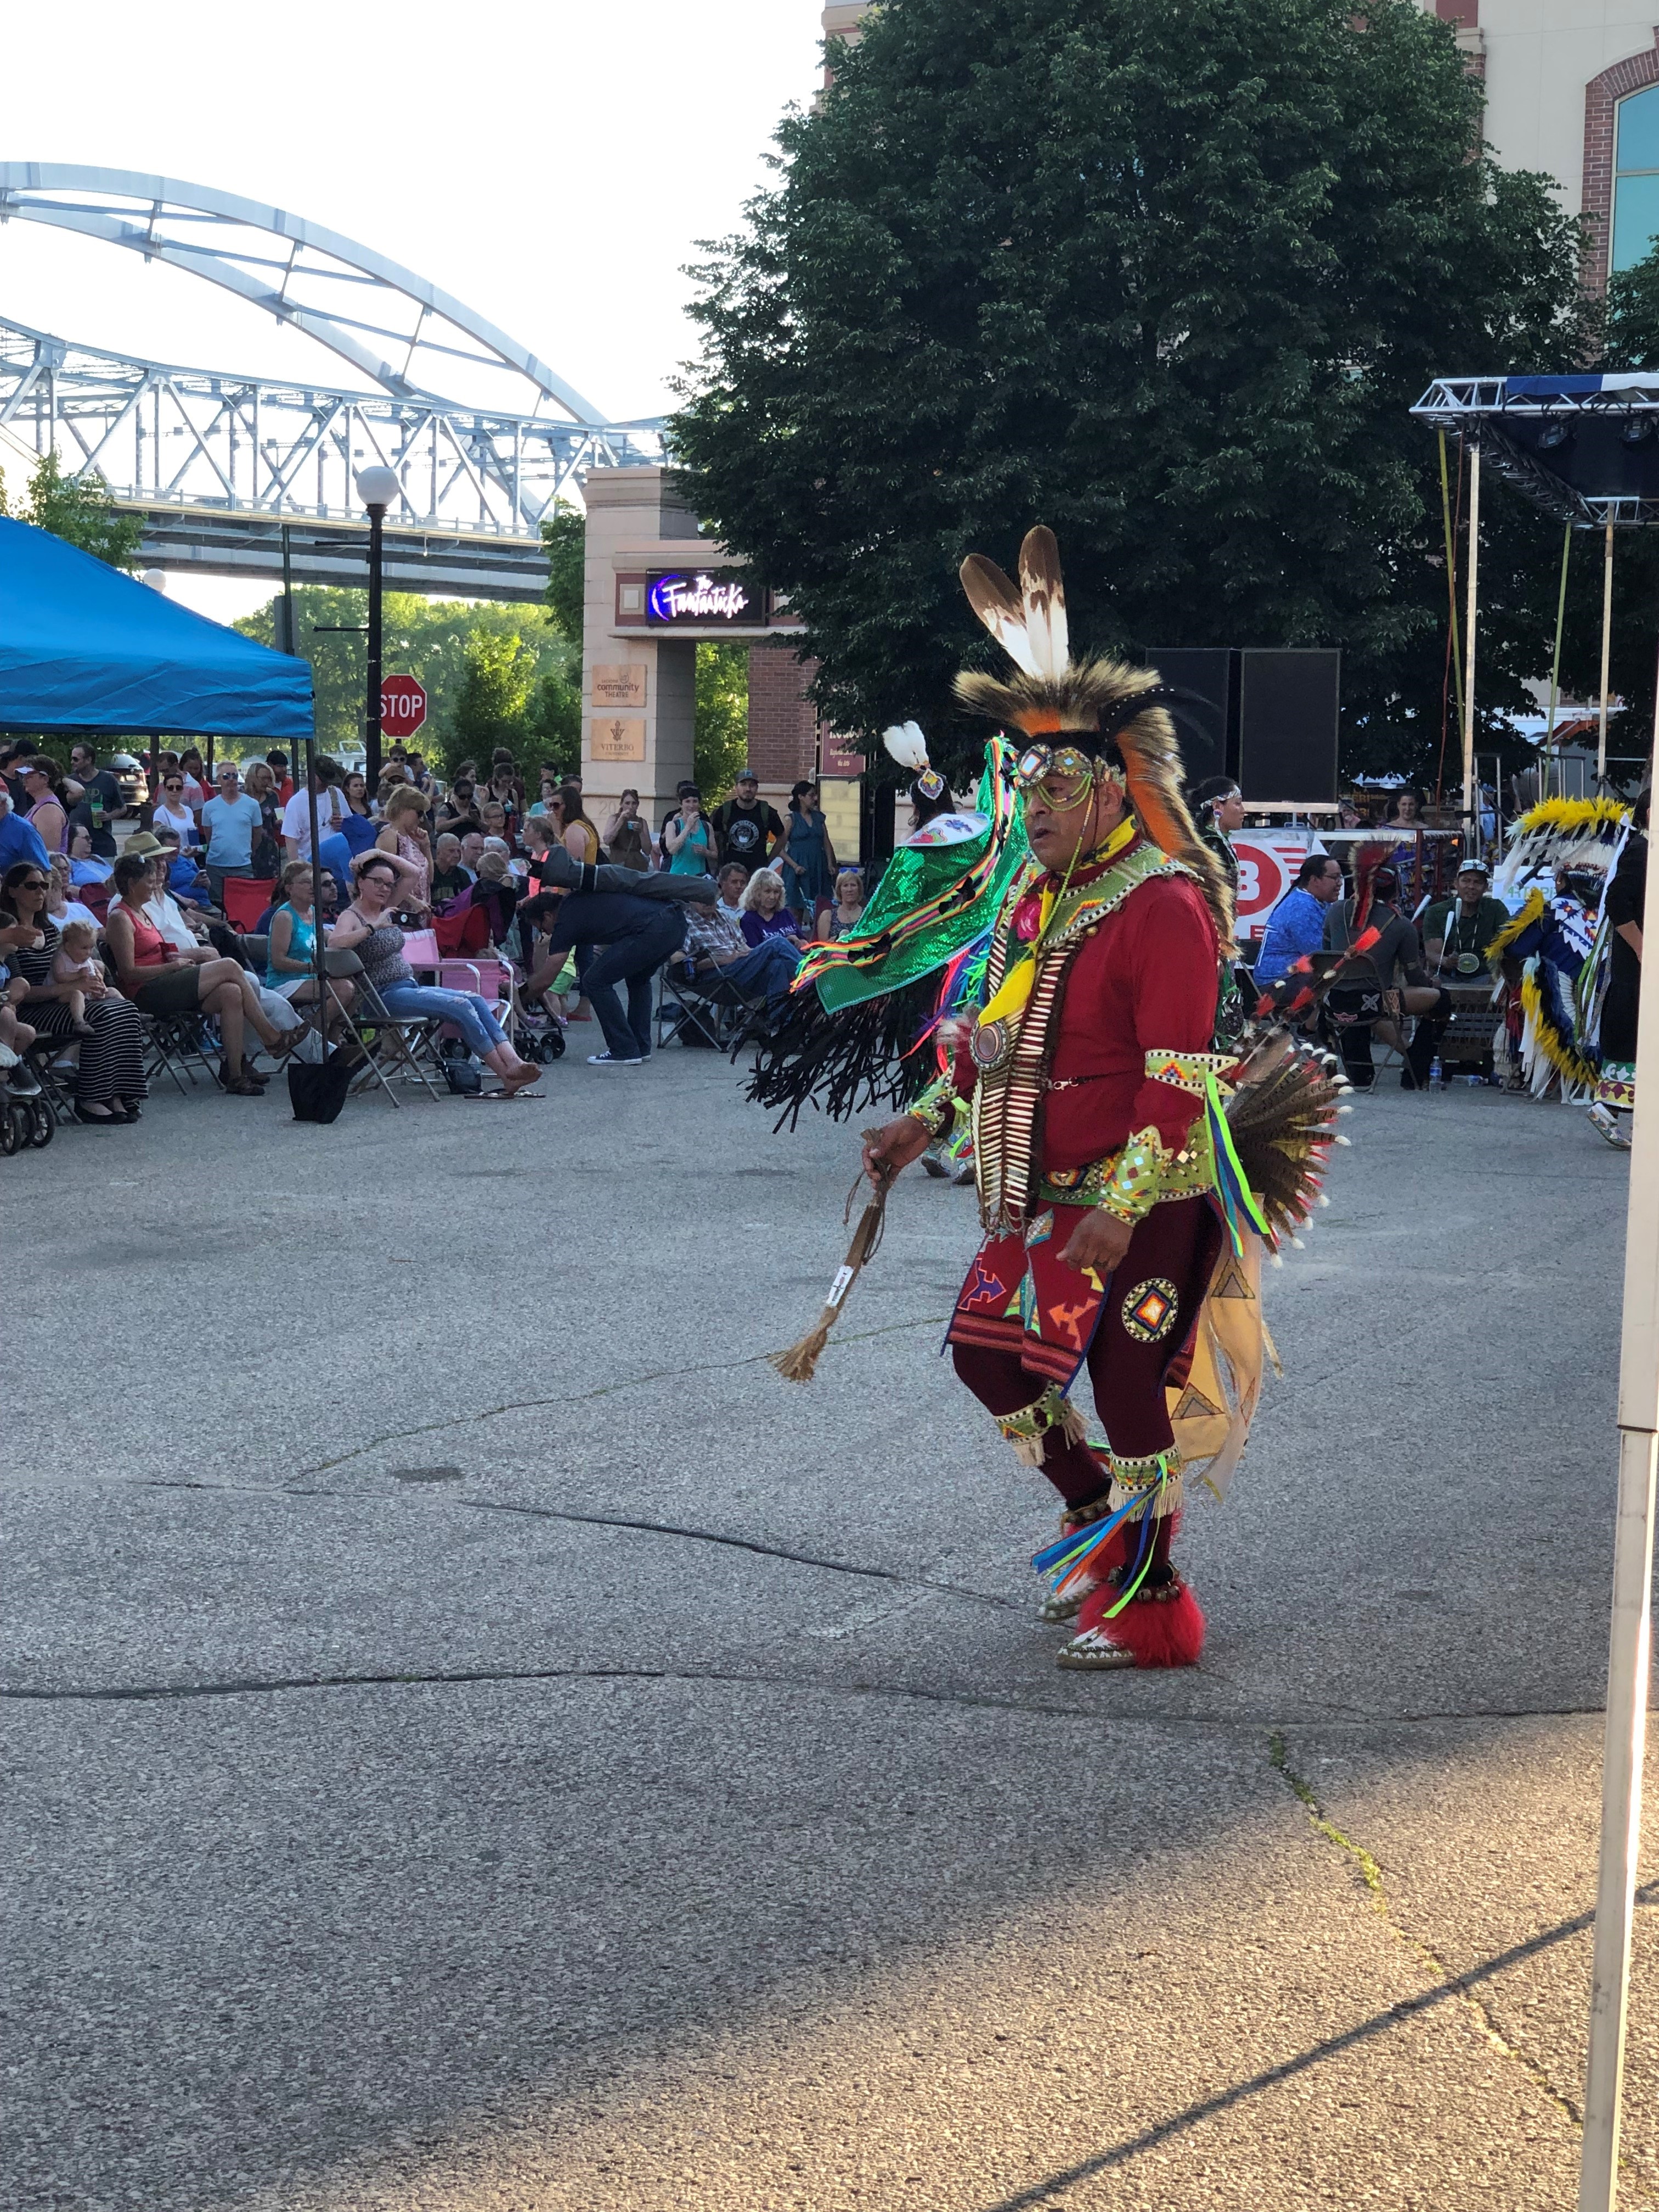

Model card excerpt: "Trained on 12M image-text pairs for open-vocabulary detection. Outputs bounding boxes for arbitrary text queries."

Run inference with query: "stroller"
[0,1040,49,1152]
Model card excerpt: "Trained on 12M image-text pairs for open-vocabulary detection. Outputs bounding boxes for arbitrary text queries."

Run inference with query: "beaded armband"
[1096,1125,1174,1227]
[907,1073,958,1141]
[1143,1049,1237,1097]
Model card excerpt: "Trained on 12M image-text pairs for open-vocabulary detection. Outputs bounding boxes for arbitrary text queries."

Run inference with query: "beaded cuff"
[907,1073,958,1140]
[1143,1049,1238,1097]
[1105,1444,1183,1522]
[1096,1125,1173,1226]
[996,1384,1087,1468]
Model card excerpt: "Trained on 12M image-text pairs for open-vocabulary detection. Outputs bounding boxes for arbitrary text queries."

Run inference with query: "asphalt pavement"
[4,1048,1655,2210]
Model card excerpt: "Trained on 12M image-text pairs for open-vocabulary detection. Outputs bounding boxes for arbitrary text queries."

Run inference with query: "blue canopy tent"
[0,516,312,740]
[0,514,328,1063]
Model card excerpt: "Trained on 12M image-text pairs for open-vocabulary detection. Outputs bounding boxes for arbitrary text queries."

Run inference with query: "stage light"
[1537,420,1573,450]
[1621,416,1656,445]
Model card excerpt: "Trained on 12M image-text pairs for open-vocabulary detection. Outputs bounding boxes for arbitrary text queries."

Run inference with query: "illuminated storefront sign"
[646,569,761,626]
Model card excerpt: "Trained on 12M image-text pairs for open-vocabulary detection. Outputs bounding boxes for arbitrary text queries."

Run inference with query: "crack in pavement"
[120,1470,1019,1614]
[2,1665,1654,1746]
[1265,1731,1659,2199]
[289,1312,951,1477]
[977,1897,1659,2211]
[975,1750,1659,2211]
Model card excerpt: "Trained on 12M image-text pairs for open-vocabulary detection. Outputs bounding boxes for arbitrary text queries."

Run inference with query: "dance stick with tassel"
[770,1136,894,1383]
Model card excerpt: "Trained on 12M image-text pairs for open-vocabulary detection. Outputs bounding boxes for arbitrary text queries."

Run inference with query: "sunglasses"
[19,877,48,891]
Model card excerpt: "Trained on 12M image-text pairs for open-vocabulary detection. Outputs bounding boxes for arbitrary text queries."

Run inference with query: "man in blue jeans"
[679,900,802,1011]
[520,885,690,1065]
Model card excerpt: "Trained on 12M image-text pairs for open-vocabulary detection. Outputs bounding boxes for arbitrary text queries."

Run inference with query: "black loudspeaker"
[1237,650,1340,805]
[1137,648,1233,787]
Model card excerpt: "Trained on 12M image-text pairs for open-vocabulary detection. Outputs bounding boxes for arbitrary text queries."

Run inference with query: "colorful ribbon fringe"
[1030,1452,1178,1615]
[1204,1069,1271,1257]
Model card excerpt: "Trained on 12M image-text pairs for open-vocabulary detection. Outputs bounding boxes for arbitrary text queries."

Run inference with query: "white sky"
[0,0,826,621]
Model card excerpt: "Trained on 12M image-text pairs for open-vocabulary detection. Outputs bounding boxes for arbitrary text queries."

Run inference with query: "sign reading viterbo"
[646,569,764,627]
[591,716,646,762]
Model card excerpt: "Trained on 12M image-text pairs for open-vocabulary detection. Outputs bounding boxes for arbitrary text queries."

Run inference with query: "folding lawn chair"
[655,955,771,1052]
[324,949,444,1105]
[140,1005,219,1093]
[220,877,276,934]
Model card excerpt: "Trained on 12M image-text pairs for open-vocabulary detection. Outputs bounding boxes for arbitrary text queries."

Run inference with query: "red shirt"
[1038,870,1219,1170]
[956,849,1220,1171]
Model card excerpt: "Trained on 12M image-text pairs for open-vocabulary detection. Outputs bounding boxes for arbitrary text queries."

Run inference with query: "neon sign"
[646,569,758,625]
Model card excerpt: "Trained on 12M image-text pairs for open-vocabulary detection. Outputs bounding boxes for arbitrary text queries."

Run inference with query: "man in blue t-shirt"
[200,763,266,910]
[1254,852,1345,984]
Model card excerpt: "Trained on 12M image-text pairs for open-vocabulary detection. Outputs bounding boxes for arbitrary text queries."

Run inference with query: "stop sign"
[380,673,427,739]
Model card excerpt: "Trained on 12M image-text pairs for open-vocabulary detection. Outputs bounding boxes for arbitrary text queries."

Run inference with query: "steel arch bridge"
[0,165,664,601]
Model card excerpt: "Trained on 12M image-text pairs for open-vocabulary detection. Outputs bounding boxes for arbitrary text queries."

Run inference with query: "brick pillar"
[746,645,821,786]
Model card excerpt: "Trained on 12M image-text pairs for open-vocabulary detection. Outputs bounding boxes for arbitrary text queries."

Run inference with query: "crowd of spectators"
[0,740,865,1122]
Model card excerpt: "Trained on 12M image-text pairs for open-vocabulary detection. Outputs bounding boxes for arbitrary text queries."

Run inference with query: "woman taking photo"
[264,861,356,1041]
[0,859,147,1124]
[105,852,295,1098]
[435,776,481,840]
[779,781,836,920]
[603,788,651,871]
[332,853,543,1095]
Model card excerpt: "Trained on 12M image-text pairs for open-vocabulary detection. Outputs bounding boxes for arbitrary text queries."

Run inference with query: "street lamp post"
[355,465,399,791]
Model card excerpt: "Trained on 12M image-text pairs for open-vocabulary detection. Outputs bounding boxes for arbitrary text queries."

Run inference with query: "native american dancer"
[1486,798,1628,1105]
[861,530,1342,1672]
[746,725,1029,1135]
[1577,792,1647,1148]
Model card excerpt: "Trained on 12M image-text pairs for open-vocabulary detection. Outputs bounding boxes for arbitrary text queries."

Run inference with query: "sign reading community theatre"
[646,569,762,627]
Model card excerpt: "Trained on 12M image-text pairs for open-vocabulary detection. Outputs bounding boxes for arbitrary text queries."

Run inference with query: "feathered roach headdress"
[951,526,1233,944]
[1492,795,1629,906]
[1348,841,1392,936]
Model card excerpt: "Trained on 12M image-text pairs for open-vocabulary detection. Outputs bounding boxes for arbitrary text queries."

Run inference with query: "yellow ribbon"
[976,818,1136,1032]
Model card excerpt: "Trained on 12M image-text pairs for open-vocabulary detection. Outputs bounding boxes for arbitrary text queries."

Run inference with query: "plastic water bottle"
[1429,1055,1443,1091]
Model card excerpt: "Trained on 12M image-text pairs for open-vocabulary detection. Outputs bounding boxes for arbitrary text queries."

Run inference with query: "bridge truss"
[0,165,663,601]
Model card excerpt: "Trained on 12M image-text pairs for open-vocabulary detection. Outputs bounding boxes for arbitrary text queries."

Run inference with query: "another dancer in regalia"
[860,529,1341,1672]
[746,724,1029,1131]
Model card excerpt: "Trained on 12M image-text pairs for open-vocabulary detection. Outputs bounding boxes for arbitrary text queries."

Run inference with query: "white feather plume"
[882,721,930,772]
[960,554,1042,678]
[1017,528,1069,684]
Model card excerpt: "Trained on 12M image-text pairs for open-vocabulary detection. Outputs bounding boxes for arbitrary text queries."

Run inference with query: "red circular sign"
[380,674,427,739]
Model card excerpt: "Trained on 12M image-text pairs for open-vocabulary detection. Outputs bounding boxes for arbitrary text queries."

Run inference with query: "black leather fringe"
[742,976,941,1131]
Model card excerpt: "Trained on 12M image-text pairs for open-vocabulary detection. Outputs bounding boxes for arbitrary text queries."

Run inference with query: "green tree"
[444,628,539,777]
[525,666,583,780]
[672,0,1590,787]
[0,449,143,569]
[236,588,576,765]
[542,502,585,644]
[695,642,750,795]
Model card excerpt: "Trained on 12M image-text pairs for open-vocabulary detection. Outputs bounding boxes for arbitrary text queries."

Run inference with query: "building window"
[1613,84,1659,270]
